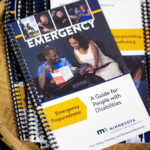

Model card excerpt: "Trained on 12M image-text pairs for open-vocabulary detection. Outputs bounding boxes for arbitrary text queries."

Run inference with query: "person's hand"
[80,67,87,75]
[62,18,67,23]
[88,67,95,74]
[133,68,142,82]
[50,79,55,84]
[44,66,53,73]
[37,22,42,27]
[42,27,50,32]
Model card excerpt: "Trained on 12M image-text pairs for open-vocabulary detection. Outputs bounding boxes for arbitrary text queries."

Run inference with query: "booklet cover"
[7,0,150,149]
[99,0,150,143]
[52,0,150,143]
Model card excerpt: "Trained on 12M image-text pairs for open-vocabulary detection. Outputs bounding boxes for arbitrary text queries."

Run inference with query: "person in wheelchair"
[38,45,71,90]
[67,33,122,81]
[37,45,90,99]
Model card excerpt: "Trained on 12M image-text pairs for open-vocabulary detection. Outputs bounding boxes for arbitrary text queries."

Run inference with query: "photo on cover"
[28,30,128,101]
[50,6,71,29]
[123,56,146,89]
[65,0,93,24]
[121,131,150,144]
[12,0,128,102]
[34,11,56,35]
[18,16,40,40]
[123,55,150,115]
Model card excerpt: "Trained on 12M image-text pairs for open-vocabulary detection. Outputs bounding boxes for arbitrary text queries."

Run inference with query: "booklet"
[6,0,150,149]
[99,0,150,143]
[50,66,74,85]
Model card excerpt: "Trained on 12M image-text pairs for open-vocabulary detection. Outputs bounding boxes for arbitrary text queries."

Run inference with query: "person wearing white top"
[67,33,122,80]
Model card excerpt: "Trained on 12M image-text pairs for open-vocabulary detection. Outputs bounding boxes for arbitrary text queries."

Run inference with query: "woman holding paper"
[67,33,122,80]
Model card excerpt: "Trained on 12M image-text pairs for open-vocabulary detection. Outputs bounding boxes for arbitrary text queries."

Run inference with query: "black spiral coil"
[141,0,150,113]
[33,0,41,14]
[13,83,29,140]
[4,0,23,82]
[26,93,47,143]
[6,23,58,149]
[5,0,15,21]
[43,0,51,10]
[25,0,33,16]
[37,96,50,149]
[26,95,50,148]
[5,0,58,148]
[26,96,38,141]
[15,0,26,19]
[4,0,29,141]
[37,106,59,149]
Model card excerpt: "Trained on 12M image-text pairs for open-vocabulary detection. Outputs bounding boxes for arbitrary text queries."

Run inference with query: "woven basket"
[0,0,150,149]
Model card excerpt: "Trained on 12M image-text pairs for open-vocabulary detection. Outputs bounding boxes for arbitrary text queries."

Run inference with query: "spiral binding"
[37,97,50,148]
[26,93,47,144]
[15,0,26,19]
[33,0,41,14]
[43,0,51,10]
[26,96,40,142]
[32,0,51,14]
[5,0,48,145]
[5,0,58,147]
[5,36,28,141]
[6,23,58,149]
[141,0,150,114]
[26,96,50,148]
[37,106,58,149]
[13,82,29,141]
[15,0,21,19]
[5,0,46,144]
[25,0,33,16]
[5,0,23,81]
[4,0,29,141]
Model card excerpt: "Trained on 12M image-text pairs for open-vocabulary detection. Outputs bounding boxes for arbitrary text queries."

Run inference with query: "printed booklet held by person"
[50,66,74,85]
[6,0,150,149]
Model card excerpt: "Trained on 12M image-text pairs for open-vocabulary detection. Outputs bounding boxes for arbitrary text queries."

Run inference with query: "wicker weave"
[0,0,150,149]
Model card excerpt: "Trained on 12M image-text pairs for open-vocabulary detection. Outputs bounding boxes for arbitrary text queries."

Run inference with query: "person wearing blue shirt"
[38,45,71,89]
[79,4,91,23]
[68,7,75,16]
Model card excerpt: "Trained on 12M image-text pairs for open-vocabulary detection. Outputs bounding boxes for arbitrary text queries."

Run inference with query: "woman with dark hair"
[67,33,122,80]
[79,4,91,22]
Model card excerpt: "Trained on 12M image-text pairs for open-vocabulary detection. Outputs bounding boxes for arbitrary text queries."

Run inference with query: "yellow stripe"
[44,97,87,131]
[111,29,144,51]
[15,86,26,109]
[92,9,102,14]
[10,11,15,14]
[15,34,23,39]
[6,11,15,14]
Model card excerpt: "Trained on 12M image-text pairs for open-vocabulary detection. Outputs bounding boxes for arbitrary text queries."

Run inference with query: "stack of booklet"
[4,0,150,149]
